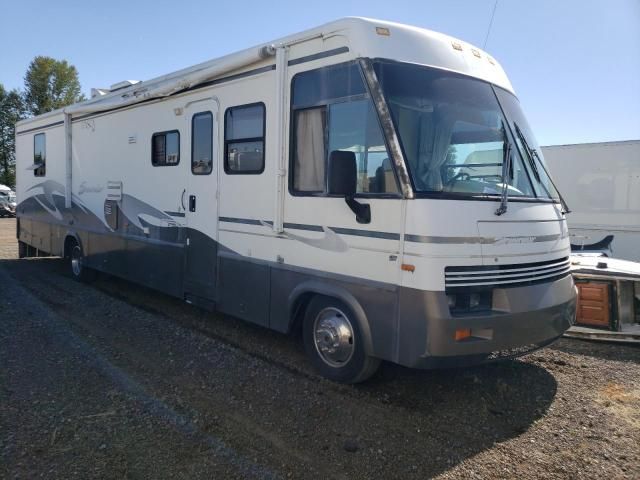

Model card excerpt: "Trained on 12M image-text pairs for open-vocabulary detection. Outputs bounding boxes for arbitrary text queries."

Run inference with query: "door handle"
[181,189,186,210]
[189,195,196,212]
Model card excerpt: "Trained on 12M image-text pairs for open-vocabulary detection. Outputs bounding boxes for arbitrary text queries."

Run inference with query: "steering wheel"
[446,171,471,185]
[480,175,503,183]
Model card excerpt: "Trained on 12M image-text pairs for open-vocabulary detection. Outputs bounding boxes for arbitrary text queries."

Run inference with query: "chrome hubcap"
[71,246,82,276]
[313,307,354,367]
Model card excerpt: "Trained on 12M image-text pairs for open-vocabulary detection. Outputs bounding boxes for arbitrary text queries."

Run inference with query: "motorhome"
[543,140,640,262]
[15,18,576,382]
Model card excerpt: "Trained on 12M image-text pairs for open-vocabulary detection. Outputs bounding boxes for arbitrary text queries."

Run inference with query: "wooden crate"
[575,281,612,328]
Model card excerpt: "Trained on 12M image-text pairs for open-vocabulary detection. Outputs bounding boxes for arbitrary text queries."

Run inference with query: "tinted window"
[328,100,398,194]
[152,131,180,166]
[290,62,398,195]
[495,88,560,200]
[292,62,366,108]
[192,112,213,175]
[34,133,46,177]
[374,61,535,197]
[224,103,265,174]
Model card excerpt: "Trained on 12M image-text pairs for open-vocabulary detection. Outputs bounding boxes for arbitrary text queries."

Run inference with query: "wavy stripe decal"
[218,217,399,240]
[219,217,563,245]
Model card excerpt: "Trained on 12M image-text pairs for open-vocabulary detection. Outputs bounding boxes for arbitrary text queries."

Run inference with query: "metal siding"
[217,254,270,327]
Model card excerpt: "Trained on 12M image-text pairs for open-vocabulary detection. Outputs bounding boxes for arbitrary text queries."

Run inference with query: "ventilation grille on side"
[445,256,571,289]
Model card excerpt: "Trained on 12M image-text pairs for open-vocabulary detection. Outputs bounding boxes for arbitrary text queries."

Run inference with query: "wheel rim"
[71,245,82,276]
[313,307,355,368]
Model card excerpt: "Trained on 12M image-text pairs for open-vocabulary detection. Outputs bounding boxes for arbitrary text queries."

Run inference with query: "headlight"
[447,294,457,309]
[469,293,481,309]
[447,290,492,315]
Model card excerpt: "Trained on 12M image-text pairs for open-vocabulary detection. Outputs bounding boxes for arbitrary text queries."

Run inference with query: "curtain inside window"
[294,108,326,191]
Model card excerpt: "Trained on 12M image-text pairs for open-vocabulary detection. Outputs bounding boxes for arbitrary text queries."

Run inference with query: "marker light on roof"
[451,41,463,51]
[375,27,390,36]
[472,49,481,58]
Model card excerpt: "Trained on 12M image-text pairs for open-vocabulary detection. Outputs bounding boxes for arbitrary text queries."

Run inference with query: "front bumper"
[396,274,576,368]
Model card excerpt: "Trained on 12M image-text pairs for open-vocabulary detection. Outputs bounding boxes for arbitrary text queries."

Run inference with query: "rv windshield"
[495,87,560,200]
[373,60,557,200]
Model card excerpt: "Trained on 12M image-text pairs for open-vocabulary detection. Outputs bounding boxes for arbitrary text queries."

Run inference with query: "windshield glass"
[373,61,556,200]
[495,87,559,200]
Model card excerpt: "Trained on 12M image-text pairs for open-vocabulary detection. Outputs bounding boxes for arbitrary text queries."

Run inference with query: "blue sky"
[1,0,638,145]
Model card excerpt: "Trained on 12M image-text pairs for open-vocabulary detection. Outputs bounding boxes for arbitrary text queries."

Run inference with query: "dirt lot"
[1,218,639,479]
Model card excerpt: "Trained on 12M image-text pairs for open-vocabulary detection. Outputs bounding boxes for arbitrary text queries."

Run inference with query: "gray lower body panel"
[397,275,576,368]
[19,210,576,371]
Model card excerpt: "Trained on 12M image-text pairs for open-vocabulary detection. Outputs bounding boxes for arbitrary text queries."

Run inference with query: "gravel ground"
[1,217,639,479]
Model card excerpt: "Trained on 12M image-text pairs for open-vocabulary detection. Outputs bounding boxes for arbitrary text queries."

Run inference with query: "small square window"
[224,103,265,174]
[151,131,180,166]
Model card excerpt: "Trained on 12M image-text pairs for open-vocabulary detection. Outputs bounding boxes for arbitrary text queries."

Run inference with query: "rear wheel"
[303,295,380,383]
[18,241,28,258]
[68,239,95,282]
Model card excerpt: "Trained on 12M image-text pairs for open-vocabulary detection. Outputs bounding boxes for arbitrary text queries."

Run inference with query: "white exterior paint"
[543,140,640,262]
[15,17,514,129]
[15,17,567,293]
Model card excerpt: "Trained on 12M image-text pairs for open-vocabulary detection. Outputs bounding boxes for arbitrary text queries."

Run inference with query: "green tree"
[0,84,26,187]
[23,56,85,116]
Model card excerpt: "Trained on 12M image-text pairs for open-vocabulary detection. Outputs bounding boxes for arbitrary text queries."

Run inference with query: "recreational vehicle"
[15,18,576,382]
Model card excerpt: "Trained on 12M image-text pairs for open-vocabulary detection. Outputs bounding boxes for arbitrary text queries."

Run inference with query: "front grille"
[445,256,571,290]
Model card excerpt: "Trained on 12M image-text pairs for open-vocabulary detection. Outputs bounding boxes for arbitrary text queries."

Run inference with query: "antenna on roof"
[483,0,498,49]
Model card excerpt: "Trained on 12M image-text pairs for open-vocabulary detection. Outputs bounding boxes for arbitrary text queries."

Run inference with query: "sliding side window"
[192,112,213,175]
[224,103,265,174]
[151,130,180,166]
[33,133,46,177]
[290,62,398,196]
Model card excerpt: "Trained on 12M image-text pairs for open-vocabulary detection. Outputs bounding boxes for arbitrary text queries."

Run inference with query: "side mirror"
[327,150,371,224]
[328,150,357,196]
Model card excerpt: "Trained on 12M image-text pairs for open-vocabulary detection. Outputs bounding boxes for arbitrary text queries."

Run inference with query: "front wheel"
[303,295,380,383]
[69,240,96,282]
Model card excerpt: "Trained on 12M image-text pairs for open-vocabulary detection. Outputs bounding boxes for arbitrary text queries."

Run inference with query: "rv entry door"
[183,98,219,304]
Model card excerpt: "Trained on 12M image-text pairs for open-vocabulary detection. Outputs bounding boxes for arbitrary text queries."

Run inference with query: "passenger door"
[183,98,219,303]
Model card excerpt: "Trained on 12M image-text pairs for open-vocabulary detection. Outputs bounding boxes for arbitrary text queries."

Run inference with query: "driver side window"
[328,100,398,195]
[290,62,399,196]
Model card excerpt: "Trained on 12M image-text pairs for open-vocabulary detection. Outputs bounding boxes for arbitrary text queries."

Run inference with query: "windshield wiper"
[514,123,541,182]
[495,122,513,216]
[531,148,571,214]
[514,122,571,214]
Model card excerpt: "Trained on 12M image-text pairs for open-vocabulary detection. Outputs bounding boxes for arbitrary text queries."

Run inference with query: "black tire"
[18,241,28,259]
[303,295,380,384]
[68,239,96,282]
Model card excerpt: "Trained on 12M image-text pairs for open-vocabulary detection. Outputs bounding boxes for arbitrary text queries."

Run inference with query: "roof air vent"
[109,80,141,91]
[91,88,110,98]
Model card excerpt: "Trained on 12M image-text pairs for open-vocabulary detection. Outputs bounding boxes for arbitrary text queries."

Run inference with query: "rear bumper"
[395,274,576,368]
